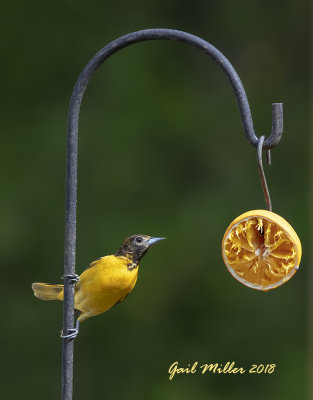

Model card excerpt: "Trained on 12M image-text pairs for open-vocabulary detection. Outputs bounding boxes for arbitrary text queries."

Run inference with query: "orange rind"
[222,210,302,291]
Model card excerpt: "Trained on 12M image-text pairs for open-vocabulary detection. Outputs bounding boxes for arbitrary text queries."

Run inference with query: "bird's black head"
[115,234,165,269]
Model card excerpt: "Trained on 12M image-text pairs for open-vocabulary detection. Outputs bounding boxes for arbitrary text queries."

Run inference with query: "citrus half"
[222,210,302,291]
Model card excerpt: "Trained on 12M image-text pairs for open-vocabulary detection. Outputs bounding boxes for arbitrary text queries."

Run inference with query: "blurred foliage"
[0,1,309,399]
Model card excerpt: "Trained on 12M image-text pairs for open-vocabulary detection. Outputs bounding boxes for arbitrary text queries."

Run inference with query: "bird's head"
[115,234,165,267]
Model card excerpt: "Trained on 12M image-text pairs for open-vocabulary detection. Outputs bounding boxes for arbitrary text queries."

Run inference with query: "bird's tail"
[32,282,64,301]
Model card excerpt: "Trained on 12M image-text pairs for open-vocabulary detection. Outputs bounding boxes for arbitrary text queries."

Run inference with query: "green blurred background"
[0,1,310,399]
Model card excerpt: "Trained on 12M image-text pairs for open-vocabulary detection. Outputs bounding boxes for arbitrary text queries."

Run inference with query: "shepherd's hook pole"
[61,28,283,400]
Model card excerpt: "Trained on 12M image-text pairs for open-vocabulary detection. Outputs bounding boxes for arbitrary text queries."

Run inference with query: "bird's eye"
[135,236,143,244]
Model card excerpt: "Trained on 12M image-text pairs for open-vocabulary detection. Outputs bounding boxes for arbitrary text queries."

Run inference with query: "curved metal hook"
[62,28,283,400]
[68,29,283,152]
[257,136,272,211]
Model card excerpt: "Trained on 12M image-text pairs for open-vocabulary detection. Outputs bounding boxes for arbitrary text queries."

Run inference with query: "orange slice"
[222,210,301,291]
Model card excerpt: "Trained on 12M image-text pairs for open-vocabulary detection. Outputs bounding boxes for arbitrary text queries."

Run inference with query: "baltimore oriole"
[32,234,164,338]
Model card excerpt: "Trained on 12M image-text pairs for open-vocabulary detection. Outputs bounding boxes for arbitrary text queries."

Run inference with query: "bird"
[32,234,165,338]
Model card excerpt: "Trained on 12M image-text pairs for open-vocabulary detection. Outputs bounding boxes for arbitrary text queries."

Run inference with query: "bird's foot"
[60,320,80,340]
[62,273,80,283]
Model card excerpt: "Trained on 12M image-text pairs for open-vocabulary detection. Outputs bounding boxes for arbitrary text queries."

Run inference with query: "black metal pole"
[61,28,284,400]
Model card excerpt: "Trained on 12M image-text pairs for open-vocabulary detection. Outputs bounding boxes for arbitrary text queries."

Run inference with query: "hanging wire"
[257,136,273,211]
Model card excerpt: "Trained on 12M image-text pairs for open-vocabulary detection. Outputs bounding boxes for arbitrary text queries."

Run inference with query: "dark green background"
[1,1,310,399]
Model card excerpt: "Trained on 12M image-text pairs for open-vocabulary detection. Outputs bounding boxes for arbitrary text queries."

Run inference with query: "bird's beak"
[148,237,166,246]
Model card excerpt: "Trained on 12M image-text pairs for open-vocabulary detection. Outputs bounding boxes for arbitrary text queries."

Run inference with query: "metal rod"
[257,136,272,211]
[61,28,283,400]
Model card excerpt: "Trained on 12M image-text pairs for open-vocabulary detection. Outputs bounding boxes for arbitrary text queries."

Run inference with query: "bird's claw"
[60,328,79,340]
[62,273,80,283]
[60,320,80,340]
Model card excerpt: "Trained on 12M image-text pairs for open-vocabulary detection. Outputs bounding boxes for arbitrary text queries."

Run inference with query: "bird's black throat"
[115,247,149,271]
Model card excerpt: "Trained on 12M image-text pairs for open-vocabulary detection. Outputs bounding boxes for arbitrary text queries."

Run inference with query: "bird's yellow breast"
[73,255,138,320]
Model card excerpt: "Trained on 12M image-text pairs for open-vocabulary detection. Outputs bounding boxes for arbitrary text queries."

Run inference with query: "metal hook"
[67,29,283,151]
[62,28,284,400]
[257,136,272,211]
